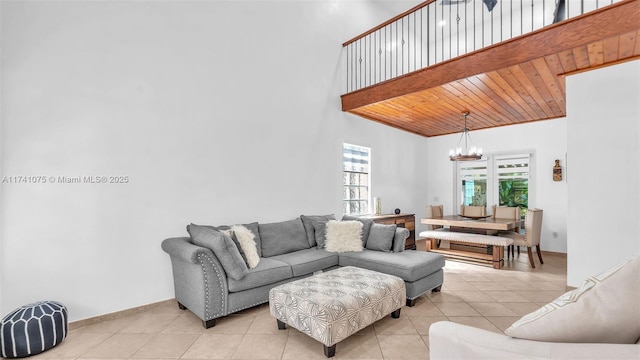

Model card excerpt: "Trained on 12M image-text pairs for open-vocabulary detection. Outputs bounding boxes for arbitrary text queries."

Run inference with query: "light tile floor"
[31,253,567,359]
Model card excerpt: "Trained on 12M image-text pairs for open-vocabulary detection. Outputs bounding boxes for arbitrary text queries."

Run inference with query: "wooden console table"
[358,213,416,250]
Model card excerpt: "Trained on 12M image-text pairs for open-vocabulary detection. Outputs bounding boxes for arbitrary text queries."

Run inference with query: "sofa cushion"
[191,222,262,258]
[300,214,335,247]
[227,257,293,293]
[259,218,309,257]
[338,250,445,282]
[270,248,339,277]
[505,256,640,344]
[341,215,374,245]
[325,220,363,253]
[366,223,397,252]
[188,224,248,281]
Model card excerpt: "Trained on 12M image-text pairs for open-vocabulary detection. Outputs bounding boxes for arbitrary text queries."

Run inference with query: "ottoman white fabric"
[269,266,406,357]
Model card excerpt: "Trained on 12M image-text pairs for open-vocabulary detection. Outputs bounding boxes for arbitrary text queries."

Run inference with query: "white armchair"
[429,321,639,360]
[430,256,640,359]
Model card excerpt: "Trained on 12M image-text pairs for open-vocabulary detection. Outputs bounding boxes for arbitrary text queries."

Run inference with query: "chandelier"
[449,111,483,161]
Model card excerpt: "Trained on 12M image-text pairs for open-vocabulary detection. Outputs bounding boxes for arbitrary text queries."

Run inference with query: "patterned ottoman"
[0,301,68,358]
[269,266,406,357]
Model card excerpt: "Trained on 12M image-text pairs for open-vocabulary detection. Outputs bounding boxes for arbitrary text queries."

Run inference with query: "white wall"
[566,60,640,286]
[425,118,568,253]
[0,0,428,321]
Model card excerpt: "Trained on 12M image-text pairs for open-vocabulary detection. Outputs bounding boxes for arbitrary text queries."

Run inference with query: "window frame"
[342,143,371,215]
[455,152,533,217]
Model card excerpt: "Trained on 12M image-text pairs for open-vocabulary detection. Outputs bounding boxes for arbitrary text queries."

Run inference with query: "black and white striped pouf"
[0,301,68,358]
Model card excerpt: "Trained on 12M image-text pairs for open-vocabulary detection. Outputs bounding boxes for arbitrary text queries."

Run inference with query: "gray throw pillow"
[259,218,309,257]
[187,223,248,280]
[219,229,249,265]
[300,214,336,247]
[365,223,397,252]
[392,227,409,253]
[186,223,251,266]
[311,220,329,248]
[341,215,374,245]
[205,222,262,258]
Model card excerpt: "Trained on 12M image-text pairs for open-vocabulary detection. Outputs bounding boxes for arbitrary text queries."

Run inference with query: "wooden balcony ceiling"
[341,0,640,137]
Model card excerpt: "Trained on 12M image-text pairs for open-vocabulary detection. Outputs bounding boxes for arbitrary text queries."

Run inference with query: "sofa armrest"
[162,236,213,264]
[392,227,409,253]
[161,237,229,323]
[429,321,640,360]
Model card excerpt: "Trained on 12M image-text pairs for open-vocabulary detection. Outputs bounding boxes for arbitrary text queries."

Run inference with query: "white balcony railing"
[344,0,624,93]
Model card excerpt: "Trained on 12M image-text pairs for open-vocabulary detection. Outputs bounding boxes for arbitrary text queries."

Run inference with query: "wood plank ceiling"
[341,0,640,137]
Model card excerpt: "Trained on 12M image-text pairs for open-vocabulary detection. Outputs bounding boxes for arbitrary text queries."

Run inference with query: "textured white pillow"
[505,256,640,343]
[231,225,260,269]
[324,220,363,253]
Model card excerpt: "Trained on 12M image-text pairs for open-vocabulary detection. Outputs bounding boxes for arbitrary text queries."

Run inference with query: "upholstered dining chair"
[492,205,521,258]
[492,205,521,223]
[502,208,544,268]
[425,205,444,230]
[459,205,486,217]
[425,205,447,249]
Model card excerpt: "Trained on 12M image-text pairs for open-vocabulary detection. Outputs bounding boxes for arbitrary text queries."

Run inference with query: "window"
[456,153,531,217]
[343,143,370,215]
[496,154,530,218]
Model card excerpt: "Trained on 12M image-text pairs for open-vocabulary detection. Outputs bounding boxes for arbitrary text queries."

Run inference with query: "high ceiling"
[341,0,640,137]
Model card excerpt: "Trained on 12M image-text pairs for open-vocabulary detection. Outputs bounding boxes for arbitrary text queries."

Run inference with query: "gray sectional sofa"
[161,215,445,328]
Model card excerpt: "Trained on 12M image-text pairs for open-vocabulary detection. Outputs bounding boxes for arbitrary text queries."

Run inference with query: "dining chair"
[492,205,521,258]
[492,205,521,223]
[502,208,544,268]
[425,205,444,230]
[459,205,486,217]
[425,205,447,249]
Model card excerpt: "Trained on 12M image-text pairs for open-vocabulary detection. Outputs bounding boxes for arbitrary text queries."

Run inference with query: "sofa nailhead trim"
[197,254,225,319]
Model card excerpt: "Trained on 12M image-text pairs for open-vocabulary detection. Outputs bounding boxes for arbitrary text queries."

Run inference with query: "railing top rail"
[342,0,436,47]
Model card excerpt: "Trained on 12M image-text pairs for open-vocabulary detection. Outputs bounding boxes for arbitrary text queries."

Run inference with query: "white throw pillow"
[505,256,640,343]
[324,220,363,253]
[231,225,260,269]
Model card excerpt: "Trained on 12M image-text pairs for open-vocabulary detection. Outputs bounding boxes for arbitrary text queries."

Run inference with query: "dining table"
[419,214,523,269]
[421,215,522,232]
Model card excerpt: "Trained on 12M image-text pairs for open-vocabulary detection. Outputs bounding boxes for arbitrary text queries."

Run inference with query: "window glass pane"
[496,154,530,218]
[359,201,368,213]
[459,160,488,207]
[359,173,368,186]
[462,179,487,206]
[360,186,368,199]
[349,172,358,185]
[349,201,359,214]
[498,179,528,213]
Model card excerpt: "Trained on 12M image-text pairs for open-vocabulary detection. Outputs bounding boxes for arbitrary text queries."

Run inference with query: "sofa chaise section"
[339,250,445,306]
